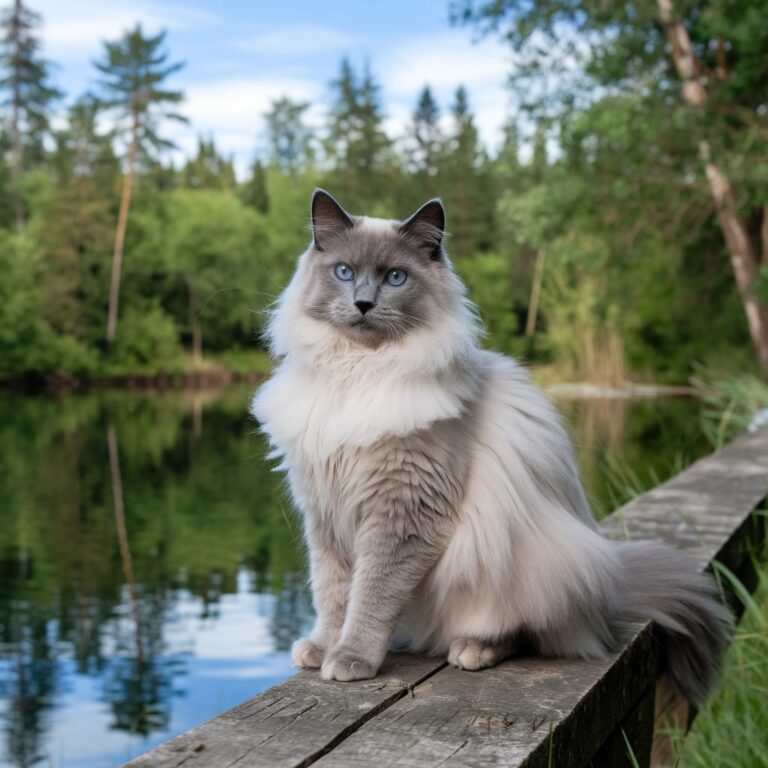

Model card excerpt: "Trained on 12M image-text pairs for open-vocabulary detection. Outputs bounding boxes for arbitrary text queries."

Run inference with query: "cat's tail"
[611,539,731,705]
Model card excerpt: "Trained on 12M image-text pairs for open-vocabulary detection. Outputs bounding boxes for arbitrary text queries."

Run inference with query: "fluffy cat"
[252,189,729,703]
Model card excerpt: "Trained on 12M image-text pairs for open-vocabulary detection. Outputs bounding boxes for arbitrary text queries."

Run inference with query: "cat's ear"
[311,189,353,251]
[398,199,445,259]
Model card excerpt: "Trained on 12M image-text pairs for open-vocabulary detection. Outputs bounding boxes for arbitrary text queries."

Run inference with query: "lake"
[0,385,709,767]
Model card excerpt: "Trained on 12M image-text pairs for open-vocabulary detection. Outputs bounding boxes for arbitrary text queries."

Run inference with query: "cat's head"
[293,189,457,348]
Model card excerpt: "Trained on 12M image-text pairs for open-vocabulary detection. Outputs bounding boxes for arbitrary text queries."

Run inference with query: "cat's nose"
[354,300,374,315]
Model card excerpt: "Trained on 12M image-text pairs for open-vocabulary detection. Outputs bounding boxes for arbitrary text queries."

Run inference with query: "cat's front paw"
[320,647,379,682]
[292,637,325,669]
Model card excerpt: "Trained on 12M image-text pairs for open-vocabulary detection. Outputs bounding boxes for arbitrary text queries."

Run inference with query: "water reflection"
[0,387,706,767]
[0,387,312,766]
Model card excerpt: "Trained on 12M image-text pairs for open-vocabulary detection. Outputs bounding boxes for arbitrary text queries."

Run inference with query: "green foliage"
[161,188,271,353]
[106,304,183,372]
[454,252,520,355]
[0,4,765,383]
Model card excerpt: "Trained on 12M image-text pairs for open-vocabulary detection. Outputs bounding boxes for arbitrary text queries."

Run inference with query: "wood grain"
[122,654,445,768]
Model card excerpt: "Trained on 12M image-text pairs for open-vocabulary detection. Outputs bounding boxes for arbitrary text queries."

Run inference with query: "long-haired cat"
[252,190,729,703]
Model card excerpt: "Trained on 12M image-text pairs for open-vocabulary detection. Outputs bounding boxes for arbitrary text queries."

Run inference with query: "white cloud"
[162,75,325,174]
[382,32,511,96]
[380,31,513,152]
[35,0,220,58]
[237,25,355,56]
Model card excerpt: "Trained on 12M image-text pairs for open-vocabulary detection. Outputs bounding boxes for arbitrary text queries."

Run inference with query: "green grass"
[692,373,768,447]
[675,547,768,767]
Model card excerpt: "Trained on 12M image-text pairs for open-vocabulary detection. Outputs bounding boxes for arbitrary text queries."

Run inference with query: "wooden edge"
[122,655,446,768]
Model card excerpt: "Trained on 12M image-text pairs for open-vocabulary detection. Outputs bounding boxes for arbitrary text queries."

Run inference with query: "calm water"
[0,386,709,767]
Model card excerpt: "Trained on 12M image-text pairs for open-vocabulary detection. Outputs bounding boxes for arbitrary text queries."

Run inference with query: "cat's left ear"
[399,199,445,260]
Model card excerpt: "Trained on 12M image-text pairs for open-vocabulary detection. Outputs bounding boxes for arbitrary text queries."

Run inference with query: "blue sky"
[31,0,513,175]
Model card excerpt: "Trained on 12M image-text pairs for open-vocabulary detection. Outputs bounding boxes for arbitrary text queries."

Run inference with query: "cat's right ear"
[311,189,353,251]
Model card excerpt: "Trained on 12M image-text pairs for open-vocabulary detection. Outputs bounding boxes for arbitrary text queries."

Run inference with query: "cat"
[252,189,729,703]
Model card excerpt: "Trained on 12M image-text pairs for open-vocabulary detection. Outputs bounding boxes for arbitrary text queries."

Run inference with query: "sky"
[30,0,515,176]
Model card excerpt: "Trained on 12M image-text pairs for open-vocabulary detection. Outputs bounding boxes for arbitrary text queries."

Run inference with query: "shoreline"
[546,382,697,399]
[0,369,267,395]
[1,371,697,399]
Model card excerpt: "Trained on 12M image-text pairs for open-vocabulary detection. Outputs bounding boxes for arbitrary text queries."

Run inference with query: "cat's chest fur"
[252,345,478,551]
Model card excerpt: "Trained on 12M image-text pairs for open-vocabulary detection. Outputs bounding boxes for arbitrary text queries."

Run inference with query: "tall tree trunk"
[525,248,546,336]
[10,0,24,235]
[106,115,139,344]
[187,277,202,365]
[657,0,768,378]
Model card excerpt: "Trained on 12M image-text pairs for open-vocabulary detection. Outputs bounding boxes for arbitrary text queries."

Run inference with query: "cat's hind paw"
[448,637,511,671]
[292,637,325,669]
[320,648,379,681]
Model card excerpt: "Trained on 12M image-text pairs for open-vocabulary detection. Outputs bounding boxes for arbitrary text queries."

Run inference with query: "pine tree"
[240,158,269,214]
[0,0,61,233]
[264,97,313,173]
[440,86,493,257]
[42,99,117,341]
[409,85,442,184]
[180,137,236,190]
[325,58,390,205]
[94,24,187,344]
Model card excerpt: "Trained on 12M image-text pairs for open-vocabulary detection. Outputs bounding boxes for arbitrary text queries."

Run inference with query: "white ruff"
[252,258,480,460]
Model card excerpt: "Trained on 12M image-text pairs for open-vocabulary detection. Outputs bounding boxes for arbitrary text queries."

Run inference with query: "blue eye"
[386,269,407,287]
[334,263,354,281]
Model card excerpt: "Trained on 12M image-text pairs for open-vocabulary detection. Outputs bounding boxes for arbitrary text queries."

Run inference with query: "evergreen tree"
[94,24,187,344]
[440,86,494,257]
[0,0,61,232]
[409,85,442,184]
[180,137,236,190]
[324,58,390,206]
[39,99,118,342]
[264,97,313,173]
[356,63,390,177]
[0,128,13,229]
[240,158,269,214]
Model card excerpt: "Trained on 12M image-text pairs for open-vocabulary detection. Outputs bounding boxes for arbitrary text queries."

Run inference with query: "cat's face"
[299,190,453,347]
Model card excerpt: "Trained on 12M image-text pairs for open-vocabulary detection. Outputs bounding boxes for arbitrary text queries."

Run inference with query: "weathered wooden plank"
[650,677,691,768]
[125,427,768,768]
[122,654,445,768]
[591,683,655,768]
[310,627,658,768]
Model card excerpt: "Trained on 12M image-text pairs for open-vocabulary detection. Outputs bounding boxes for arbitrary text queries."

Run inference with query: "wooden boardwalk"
[124,427,768,768]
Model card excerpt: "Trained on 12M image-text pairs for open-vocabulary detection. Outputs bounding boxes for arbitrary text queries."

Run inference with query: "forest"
[0,0,765,385]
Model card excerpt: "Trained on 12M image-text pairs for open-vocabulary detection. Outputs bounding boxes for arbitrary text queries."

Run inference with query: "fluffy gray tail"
[612,540,731,705]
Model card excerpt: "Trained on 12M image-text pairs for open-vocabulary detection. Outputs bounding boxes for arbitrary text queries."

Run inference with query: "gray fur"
[611,541,731,704]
